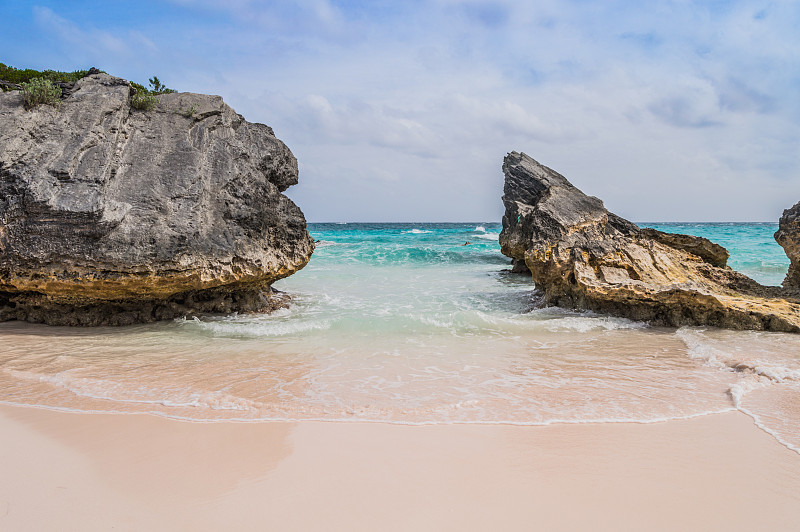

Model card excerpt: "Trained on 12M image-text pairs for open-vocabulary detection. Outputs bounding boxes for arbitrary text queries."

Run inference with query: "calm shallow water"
[1,223,799,453]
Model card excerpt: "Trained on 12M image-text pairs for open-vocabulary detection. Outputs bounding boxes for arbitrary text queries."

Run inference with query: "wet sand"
[1,404,799,531]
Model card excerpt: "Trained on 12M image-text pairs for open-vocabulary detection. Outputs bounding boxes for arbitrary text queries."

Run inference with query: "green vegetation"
[148,76,175,95]
[129,76,176,112]
[177,104,197,118]
[1,64,179,113]
[130,88,159,111]
[130,77,176,96]
[21,78,62,109]
[0,63,95,86]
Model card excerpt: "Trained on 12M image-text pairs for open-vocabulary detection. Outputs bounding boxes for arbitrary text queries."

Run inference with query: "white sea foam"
[402,229,431,234]
[415,315,455,330]
[0,399,736,428]
[677,328,800,382]
[541,315,647,332]
[188,316,332,337]
[675,327,800,453]
[676,329,731,369]
[750,365,800,382]
[474,226,486,232]
[4,369,257,411]
[475,233,499,241]
[727,378,767,408]
[739,409,800,455]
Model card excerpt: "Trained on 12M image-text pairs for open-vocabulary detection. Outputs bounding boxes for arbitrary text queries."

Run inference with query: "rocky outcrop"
[775,202,800,289]
[0,72,314,325]
[499,151,800,332]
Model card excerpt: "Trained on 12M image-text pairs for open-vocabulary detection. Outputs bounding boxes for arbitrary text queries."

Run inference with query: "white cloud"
[19,1,800,221]
[31,6,161,68]
[295,94,443,157]
[33,6,128,55]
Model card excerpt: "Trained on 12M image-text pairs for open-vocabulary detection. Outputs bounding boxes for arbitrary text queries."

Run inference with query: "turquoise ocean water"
[1,222,799,453]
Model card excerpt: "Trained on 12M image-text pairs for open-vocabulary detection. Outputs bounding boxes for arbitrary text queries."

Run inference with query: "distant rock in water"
[776,202,800,289]
[499,151,800,332]
[0,72,314,325]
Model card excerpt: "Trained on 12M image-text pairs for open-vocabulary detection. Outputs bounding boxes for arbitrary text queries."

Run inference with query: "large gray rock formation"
[499,151,800,332]
[775,202,800,289]
[0,72,314,325]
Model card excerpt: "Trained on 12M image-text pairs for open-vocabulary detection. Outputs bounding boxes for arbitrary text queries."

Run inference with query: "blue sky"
[2,0,799,221]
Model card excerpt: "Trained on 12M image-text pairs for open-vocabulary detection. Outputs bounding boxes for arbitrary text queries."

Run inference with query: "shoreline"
[2,403,799,531]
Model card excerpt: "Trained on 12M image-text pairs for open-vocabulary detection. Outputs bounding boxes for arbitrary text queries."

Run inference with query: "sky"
[2,0,799,222]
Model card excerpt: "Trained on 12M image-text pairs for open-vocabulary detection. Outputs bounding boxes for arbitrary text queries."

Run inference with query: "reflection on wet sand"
[1,405,295,506]
[5,406,799,531]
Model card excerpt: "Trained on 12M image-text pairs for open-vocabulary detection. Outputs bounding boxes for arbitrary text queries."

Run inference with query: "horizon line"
[305,220,779,224]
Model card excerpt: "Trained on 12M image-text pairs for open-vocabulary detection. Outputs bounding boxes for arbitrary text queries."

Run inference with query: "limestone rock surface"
[499,151,800,332]
[0,72,314,325]
[776,202,800,289]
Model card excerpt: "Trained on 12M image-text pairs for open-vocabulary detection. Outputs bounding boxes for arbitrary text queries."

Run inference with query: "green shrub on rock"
[21,77,62,110]
[148,76,175,95]
[130,88,158,111]
[129,76,176,111]
[0,63,95,84]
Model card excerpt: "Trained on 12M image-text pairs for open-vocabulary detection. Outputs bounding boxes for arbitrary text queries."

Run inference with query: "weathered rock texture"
[775,202,800,289]
[499,151,800,332]
[0,72,314,325]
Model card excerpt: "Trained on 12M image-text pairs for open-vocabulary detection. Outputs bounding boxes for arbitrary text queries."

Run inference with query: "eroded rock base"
[0,286,290,326]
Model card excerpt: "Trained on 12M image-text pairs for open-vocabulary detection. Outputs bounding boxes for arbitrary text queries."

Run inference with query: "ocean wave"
[677,328,800,380]
[314,240,345,247]
[184,316,332,337]
[522,308,648,332]
[4,369,258,411]
[474,226,486,233]
[396,308,648,337]
[402,229,432,234]
[542,316,647,332]
[676,328,731,370]
[0,398,737,428]
[339,246,509,265]
[676,327,800,453]
[727,379,766,408]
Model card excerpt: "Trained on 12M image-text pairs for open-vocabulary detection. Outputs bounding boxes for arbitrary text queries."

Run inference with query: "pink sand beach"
[2,404,799,531]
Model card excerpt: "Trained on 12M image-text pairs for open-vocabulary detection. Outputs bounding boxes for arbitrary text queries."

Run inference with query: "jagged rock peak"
[0,72,314,325]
